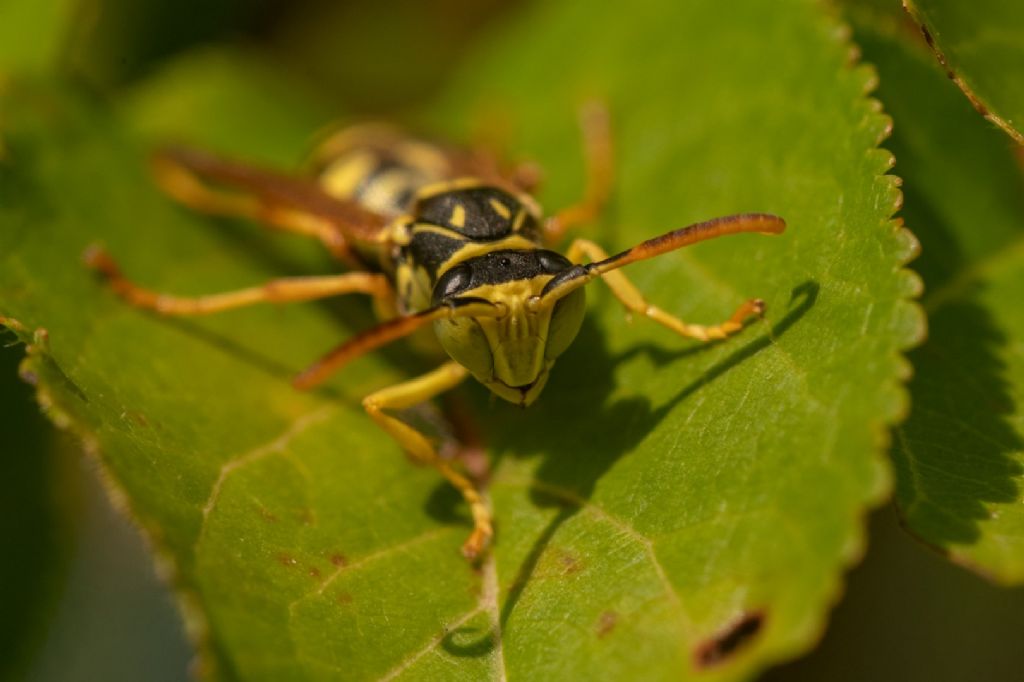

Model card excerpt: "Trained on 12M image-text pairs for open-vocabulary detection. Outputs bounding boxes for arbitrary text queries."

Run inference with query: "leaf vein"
[374,607,484,682]
[196,404,335,543]
[499,476,694,636]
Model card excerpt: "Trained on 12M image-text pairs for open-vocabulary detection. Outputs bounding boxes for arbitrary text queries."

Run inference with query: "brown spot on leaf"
[128,411,149,427]
[258,506,278,523]
[558,550,582,575]
[596,611,617,639]
[308,567,321,579]
[330,553,348,567]
[336,592,353,605]
[277,553,298,568]
[694,611,764,668]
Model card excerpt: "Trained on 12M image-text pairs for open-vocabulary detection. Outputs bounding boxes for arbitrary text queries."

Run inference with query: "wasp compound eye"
[537,250,572,274]
[432,263,473,304]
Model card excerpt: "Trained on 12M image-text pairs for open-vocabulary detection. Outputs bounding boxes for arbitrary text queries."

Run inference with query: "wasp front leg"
[566,238,765,341]
[362,361,492,560]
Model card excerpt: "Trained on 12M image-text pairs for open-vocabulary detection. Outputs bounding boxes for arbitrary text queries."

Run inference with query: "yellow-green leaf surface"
[903,0,1024,145]
[0,0,76,75]
[0,1,920,680]
[851,10,1024,583]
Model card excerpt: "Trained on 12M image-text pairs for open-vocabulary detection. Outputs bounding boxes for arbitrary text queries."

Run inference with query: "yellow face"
[433,275,586,406]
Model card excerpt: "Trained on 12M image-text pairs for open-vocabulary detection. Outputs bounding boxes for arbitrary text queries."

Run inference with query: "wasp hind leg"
[361,361,492,561]
[566,238,765,341]
[152,147,388,267]
[84,245,394,316]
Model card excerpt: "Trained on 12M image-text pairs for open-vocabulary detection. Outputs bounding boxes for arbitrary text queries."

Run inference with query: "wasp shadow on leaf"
[434,280,818,654]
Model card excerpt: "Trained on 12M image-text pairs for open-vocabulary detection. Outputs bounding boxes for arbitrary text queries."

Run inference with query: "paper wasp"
[85,105,785,560]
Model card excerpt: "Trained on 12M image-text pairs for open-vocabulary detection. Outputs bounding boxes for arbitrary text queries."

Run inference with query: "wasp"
[84,104,785,560]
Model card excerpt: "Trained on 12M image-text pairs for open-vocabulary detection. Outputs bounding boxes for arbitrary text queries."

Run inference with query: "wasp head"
[431,250,586,406]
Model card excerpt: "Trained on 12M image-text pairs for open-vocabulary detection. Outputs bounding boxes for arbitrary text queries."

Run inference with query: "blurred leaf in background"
[0,339,71,681]
[63,0,280,90]
[19,456,192,682]
[266,0,526,114]
[764,507,1024,682]
[844,1,1024,585]
[903,0,1024,145]
[0,0,76,75]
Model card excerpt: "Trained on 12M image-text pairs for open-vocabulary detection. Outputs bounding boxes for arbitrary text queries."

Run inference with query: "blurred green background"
[2,0,1024,680]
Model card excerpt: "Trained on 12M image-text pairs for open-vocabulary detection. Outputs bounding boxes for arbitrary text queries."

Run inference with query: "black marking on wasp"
[84,104,785,560]
[432,250,572,305]
[415,184,541,240]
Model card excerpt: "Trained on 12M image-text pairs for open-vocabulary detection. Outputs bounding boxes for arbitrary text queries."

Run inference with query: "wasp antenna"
[540,213,785,304]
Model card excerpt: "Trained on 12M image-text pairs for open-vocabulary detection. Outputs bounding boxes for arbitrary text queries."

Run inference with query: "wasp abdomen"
[313,125,452,218]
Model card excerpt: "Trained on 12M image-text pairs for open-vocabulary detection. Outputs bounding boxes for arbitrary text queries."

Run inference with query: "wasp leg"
[545,101,614,244]
[443,392,489,483]
[152,147,388,267]
[566,238,764,341]
[84,245,393,316]
[292,298,503,390]
[362,361,492,560]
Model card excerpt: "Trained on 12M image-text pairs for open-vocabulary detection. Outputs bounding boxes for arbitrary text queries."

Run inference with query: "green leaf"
[0,0,76,75]
[120,46,337,163]
[0,1,920,679]
[852,11,1024,583]
[902,0,1024,145]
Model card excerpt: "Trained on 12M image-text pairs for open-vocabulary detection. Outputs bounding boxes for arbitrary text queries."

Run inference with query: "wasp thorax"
[431,249,586,406]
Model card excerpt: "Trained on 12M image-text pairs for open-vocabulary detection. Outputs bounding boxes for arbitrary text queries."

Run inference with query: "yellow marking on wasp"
[416,177,487,201]
[320,151,376,200]
[409,224,465,240]
[394,262,433,315]
[450,204,467,228]
[434,235,540,276]
[393,139,451,178]
[489,198,512,219]
[512,209,528,233]
[360,169,415,215]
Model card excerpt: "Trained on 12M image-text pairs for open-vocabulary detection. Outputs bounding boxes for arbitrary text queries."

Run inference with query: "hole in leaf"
[694,611,764,668]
